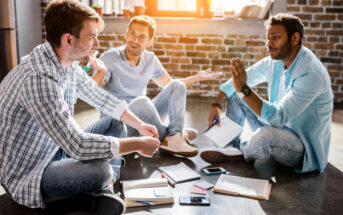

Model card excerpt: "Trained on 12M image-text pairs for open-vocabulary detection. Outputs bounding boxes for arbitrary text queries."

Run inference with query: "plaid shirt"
[0,42,128,208]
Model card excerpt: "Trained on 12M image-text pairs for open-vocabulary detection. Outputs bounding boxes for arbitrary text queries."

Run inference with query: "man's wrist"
[211,103,222,110]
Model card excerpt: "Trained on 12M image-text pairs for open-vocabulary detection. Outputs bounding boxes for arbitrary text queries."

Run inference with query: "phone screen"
[179,196,210,206]
[207,168,222,172]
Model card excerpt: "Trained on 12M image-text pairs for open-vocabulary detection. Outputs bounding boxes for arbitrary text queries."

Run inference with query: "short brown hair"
[265,13,304,46]
[128,15,156,39]
[44,0,104,48]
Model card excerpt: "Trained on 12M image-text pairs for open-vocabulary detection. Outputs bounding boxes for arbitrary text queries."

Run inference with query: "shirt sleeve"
[151,54,167,80]
[260,70,325,128]
[19,74,120,160]
[220,57,269,98]
[75,66,128,120]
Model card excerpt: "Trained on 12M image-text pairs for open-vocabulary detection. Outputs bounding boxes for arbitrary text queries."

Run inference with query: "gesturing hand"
[136,137,160,157]
[89,52,107,73]
[137,123,159,139]
[196,68,223,81]
[229,57,247,92]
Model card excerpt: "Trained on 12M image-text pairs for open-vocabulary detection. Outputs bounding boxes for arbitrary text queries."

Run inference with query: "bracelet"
[211,103,222,110]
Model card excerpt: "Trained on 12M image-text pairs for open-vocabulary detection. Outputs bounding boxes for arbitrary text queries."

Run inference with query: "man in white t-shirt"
[88,15,222,157]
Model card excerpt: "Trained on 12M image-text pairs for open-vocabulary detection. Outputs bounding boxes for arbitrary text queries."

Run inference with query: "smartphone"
[179,196,210,206]
[202,167,227,175]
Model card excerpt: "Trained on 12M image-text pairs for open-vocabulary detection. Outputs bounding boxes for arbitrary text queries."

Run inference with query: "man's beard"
[269,40,292,60]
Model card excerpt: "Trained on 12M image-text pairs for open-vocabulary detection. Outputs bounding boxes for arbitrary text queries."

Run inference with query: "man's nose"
[93,37,99,49]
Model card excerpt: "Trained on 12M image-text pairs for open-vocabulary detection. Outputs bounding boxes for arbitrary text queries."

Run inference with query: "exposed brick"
[201,38,213,44]
[328,65,343,70]
[316,50,328,57]
[157,37,177,43]
[246,41,265,46]
[226,35,237,39]
[293,14,312,20]
[333,23,343,28]
[326,7,343,13]
[224,39,234,45]
[297,0,307,5]
[99,42,110,47]
[287,6,300,12]
[164,44,183,50]
[166,51,185,57]
[236,40,246,46]
[333,0,343,6]
[339,15,343,20]
[328,50,339,57]
[117,35,125,42]
[196,45,216,51]
[98,35,116,40]
[287,0,296,4]
[162,64,179,70]
[206,34,223,37]
[320,57,341,63]
[222,53,242,59]
[309,0,319,5]
[158,57,170,63]
[321,0,332,6]
[212,59,230,65]
[169,71,192,77]
[327,30,343,36]
[185,45,194,51]
[243,54,255,60]
[186,52,206,57]
[336,44,343,50]
[152,50,165,55]
[336,79,343,85]
[179,37,198,43]
[248,47,266,53]
[238,35,249,39]
[303,7,323,12]
[217,46,226,52]
[315,14,336,20]
[213,39,223,45]
[208,52,220,58]
[112,42,123,47]
[306,36,317,42]
[180,65,200,70]
[318,37,328,42]
[192,58,210,64]
[306,29,325,35]
[322,22,332,28]
[171,58,191,64]
[229,47,248,52]
[310,22,320,28]
[153,43,163,49]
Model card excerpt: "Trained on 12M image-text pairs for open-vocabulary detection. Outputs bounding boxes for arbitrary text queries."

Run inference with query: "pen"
[161,173,176,188]
[204,116,219,132]
[136,200,153,206]
[84,50,99,72]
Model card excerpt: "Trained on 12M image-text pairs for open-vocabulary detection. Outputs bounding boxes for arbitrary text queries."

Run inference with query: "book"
[214,174,272,200]
[204,116,243,148]
[121,178,174,207]
[158,162,200,183]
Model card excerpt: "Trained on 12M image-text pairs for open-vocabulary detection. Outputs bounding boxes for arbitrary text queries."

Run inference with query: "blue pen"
[136,200,153,205]
[204,116,219,132]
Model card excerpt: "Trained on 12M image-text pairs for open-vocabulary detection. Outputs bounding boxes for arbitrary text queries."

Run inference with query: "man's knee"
[129,96,153,109]
[249,127,274,146]
[166,80,186,94]
[87,159,113,189]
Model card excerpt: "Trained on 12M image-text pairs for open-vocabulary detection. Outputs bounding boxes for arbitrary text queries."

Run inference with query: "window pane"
[157,0,196,11]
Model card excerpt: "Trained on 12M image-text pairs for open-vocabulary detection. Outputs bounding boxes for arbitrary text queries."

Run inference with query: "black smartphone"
[179,196,210,206]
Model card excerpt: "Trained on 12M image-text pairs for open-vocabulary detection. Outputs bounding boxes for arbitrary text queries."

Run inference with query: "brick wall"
[41,0,343,106]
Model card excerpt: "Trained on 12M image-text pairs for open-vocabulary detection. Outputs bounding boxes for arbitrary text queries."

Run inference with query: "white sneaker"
[200,146,244,164]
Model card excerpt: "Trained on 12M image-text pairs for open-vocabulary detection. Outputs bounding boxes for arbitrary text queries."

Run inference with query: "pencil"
[161,173,176,187]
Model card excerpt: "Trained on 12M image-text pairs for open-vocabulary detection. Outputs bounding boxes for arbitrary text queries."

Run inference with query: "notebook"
[158,162,200,183]
[204,116,243,148]
[121,178,174,207]
[214,174,271,200]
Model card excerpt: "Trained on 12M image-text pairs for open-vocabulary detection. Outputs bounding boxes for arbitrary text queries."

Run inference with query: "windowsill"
[102,16,266,35]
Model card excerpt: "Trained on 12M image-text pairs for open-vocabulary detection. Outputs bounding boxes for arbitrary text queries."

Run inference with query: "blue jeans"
[41,149,121,203]
[226,93,304,169]
[87,80,186,141]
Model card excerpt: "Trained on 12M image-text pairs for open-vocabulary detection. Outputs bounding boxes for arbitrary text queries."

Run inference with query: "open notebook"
[158,162,200,183]
[214,174,271,200]
[121,178,174,207]
[204,116,243,148]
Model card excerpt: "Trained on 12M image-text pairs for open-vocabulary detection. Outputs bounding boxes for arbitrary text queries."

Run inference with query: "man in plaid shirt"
[0,0,160,214]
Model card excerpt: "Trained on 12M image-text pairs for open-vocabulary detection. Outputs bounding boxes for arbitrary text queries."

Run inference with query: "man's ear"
[61,33,74,48]
[292,32,300,46]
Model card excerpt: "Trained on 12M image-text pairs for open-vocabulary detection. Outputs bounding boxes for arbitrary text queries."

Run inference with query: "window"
[145,0,273,19]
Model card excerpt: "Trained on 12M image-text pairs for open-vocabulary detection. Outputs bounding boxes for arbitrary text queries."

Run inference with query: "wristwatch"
[238,85,252,98]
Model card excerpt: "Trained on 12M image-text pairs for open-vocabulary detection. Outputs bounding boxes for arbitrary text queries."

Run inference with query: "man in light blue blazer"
[201,13,333,173]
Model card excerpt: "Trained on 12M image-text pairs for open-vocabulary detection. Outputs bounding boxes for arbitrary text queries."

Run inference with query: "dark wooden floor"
[1,98,343,215]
